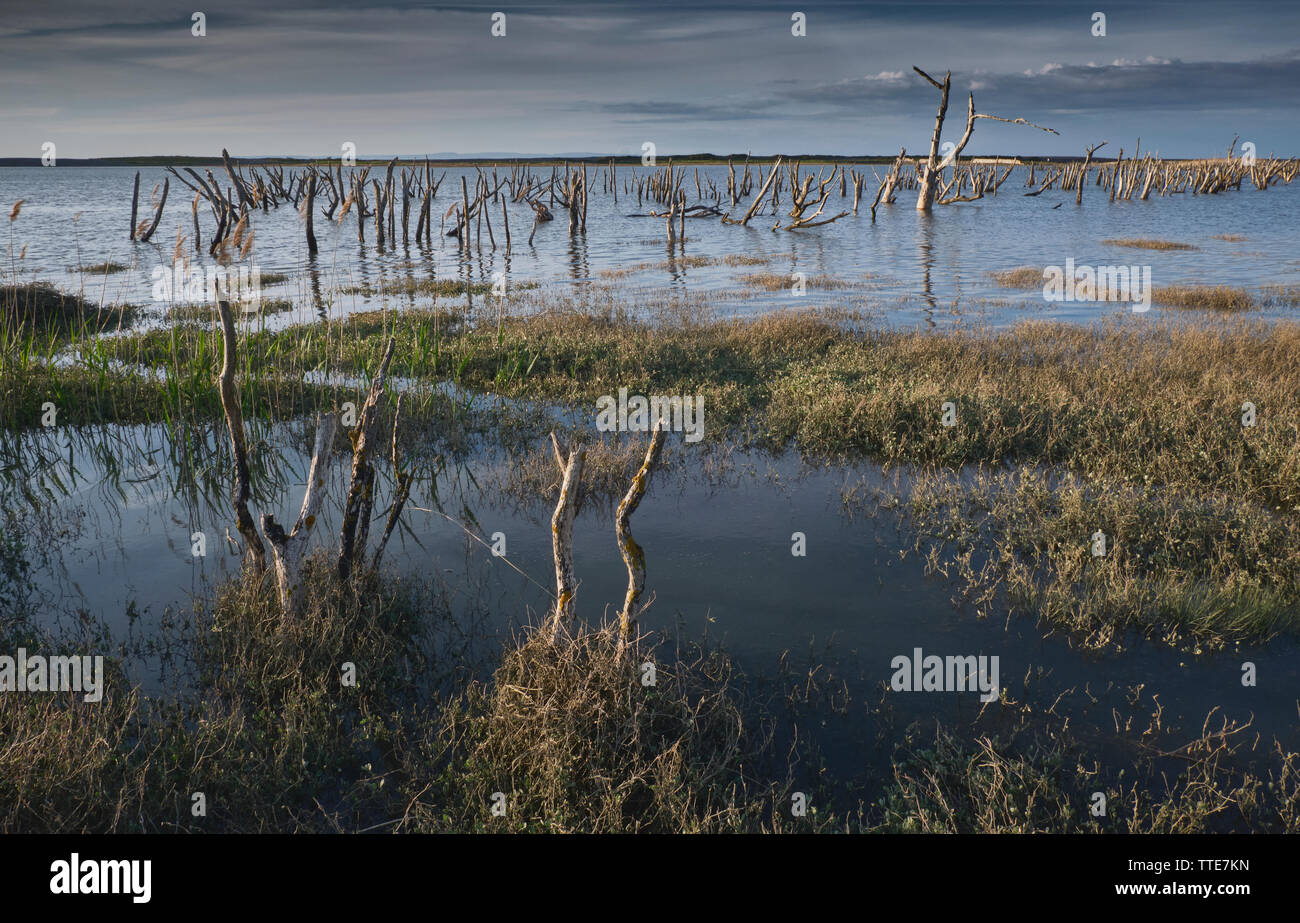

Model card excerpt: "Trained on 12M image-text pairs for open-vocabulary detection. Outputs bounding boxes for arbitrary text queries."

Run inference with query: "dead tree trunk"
[726,157,783,225]
[129,172,140,241]
[337,338,396,582]
[1078,141,1107,206]
[137,178,169,242]
[216,299,267,575]
[914,68,952,212]
[304,171,318,255]
[370,393,413,571]
[913,65,1056,211]
[615,424,665,656]
[261,413,338,616]
[548,432,585,640]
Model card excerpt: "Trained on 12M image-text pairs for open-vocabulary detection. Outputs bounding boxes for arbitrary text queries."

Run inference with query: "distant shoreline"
[0,154,1206,168]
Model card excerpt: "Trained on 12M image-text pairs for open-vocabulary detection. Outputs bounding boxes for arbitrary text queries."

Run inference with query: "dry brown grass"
[990,266,1043,288]
[429,623,793,832]
[1152,284,1256,312]
[1103,238,1198,251]
[739,271,859,291]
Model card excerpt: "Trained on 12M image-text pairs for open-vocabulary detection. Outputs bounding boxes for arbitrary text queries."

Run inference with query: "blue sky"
[2,0,1297,158]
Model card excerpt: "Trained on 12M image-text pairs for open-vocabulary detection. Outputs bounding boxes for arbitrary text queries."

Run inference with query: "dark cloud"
[0,0,1296,156]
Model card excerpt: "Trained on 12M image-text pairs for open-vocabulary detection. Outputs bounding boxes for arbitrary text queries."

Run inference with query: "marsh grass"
[739,271,860,291]
[0,555,814,833]
[874,722,1300,833]
[12,288,1300,649]
[990,269,1298,312]
[0,562,453,833]
[429,624,797,832]
[990,267,1043,289]
[904,466,1300,649]
[338,277,537,298]
[87,298,1300,515]
[1103,238,1198,251]
[1,282,138,341]
[3,554,1296,833]
[1151,284,1257,312]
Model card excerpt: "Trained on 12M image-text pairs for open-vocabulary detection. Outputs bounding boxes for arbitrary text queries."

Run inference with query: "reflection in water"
[914,213,938,328]
[5,421,1299,783]
[567,230,589,285]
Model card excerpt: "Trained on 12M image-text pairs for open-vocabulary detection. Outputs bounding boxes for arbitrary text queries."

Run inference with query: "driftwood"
[261,413,338,616]
[615,424,665,656]
[216,299,267,574]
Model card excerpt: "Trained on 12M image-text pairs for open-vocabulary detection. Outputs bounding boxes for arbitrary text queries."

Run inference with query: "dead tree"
[370,393,413,571]
[912,65,1056,211]
[261,413,339,616]
[724,157,783,225]
[216,299,267,574]
[337,337,396,582]
[304,170,318,255]
[548,432,585,640]
[615,423,665,656]
[136,178,169,242]
[1077,141,1108,205]
[129,172,140,240]
[782,166,849,230]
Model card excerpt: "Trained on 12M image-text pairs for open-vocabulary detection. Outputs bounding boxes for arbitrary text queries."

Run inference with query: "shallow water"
[3,164,1298,329]
[5,421,1296,781]
[4,163,1298,786]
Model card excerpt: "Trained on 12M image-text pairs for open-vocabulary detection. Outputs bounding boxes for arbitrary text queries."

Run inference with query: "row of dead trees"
[137,120,1300,258]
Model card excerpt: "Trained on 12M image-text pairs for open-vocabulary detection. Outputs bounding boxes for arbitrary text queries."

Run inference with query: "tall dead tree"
[216,299,267,574]
[912,65,1056,212]
[1077,141,1108,206]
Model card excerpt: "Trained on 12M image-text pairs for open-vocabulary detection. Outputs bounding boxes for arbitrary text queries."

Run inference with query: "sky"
[2,0,1298,159]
